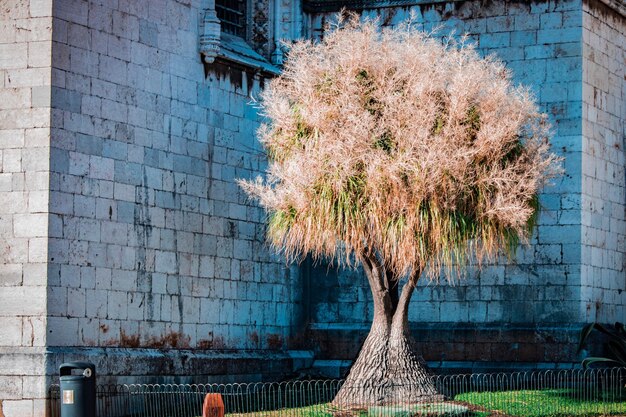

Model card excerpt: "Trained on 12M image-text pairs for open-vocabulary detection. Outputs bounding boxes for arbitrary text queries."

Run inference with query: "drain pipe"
[271,1,283,65]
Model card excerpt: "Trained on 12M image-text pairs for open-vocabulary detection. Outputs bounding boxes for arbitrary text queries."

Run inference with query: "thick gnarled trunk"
[332,253,442,408]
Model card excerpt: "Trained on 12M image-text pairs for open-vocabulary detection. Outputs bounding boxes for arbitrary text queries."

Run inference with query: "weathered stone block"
[0,318,23,347]
[1,399,33,417]
[47,316,79,346]
[66,287,86,317]
[0,263,22,286]
[480,32,511,48]
[0,287,46,316]
[0,44,28,70]
[540,12,564,29]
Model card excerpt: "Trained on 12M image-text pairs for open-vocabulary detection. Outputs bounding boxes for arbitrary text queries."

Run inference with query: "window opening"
[215,0,246,38]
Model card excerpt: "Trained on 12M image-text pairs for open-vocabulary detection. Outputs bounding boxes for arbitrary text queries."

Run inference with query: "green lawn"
[227,404,331,417]
[455,388,626,416]
[224,388,626,417]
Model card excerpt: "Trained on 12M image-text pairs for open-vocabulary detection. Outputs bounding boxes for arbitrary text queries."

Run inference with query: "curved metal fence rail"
[48,368,626,416]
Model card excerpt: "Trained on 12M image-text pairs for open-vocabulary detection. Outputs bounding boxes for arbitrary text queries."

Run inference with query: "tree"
[240,17,562,407]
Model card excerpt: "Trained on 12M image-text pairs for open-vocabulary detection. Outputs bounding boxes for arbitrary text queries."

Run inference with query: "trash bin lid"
[60,361,95,369]
[59,375,85,381]
[60,362,96,378]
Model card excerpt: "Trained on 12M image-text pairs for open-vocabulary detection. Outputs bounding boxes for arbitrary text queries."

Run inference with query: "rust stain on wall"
[266,334,283,350]
[120,330,141,348]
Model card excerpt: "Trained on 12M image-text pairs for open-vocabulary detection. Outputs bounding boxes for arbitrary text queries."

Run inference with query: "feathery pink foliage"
[240,17,562,281]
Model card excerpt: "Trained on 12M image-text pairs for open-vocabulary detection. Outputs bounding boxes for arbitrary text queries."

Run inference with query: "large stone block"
[1,399,33,417]
[0,44,28,70]
[480,32,510,48]
[0,263,22,286]
[0,287,46,316]
[0,317,23,347]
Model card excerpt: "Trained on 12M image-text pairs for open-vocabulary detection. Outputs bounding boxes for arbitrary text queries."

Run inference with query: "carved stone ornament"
[200,8,221,63]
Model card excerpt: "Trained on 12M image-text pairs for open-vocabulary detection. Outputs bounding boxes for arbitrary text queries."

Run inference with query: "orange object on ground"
[203,393,225,417]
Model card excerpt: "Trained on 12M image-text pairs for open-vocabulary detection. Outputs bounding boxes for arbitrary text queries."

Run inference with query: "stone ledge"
[308,322,594,364]
[311,358,583,378]
[309,322,588,332]
[43,347,315,383]
[214,33,280,77]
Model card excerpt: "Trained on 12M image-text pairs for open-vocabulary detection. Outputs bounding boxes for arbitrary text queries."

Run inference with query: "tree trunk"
[331,253,442,408]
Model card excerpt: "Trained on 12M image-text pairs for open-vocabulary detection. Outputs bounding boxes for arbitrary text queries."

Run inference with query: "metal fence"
[48,367,626,417]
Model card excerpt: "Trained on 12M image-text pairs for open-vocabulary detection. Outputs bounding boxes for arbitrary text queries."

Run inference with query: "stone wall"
[0,0,52,415]
[581,0,626,324]
[304,0,623,368]
[46,0,304,355]
[0,1,309,415]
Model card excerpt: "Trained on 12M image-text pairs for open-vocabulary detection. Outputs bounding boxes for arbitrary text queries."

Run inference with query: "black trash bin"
[59,362,96,417]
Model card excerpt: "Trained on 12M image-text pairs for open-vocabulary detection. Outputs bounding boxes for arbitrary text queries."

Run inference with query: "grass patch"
[227,404,333,417]
[222,389,626,417]
[455,388,626,416]
[226,403,473,417]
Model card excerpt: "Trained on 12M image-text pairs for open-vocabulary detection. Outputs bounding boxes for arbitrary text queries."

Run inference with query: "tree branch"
[391,268,422,335]
[359,250,386,293]
[359,250,394,324]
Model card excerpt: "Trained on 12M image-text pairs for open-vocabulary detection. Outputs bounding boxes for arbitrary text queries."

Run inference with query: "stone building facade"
[305,0,626,373]
[0,0,624,416]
